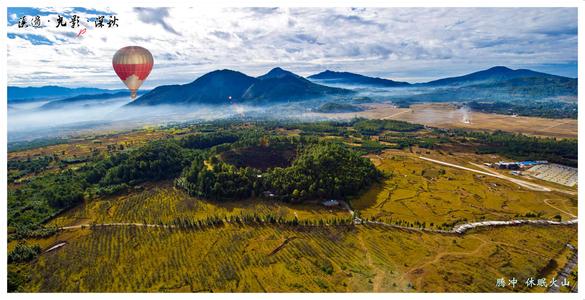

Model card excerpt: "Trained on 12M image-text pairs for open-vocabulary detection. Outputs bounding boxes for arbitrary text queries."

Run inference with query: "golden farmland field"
[12,224,576,292]
[8,149,576,293]
[353,150,577,229]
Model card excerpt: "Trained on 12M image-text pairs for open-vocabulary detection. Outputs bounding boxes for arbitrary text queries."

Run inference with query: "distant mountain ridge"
[40,91,145,110]
[8,86,126,102]
[419,66,572,87]
[308,70,410,87]
[392,73,577,109]
[308,66,574,88]
[12,66,575,109]
[130,68,352,106]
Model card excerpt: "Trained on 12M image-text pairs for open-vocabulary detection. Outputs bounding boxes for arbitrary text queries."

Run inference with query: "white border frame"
[0,1,582,299]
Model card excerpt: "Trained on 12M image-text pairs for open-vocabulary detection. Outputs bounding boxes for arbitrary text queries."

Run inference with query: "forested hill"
[129,68,351,106]
[420,66,573,87]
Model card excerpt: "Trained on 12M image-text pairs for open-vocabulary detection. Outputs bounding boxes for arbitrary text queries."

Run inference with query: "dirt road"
[543,199,577,218]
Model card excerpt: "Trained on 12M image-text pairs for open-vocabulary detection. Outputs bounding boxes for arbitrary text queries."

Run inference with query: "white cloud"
[7,7,578,88]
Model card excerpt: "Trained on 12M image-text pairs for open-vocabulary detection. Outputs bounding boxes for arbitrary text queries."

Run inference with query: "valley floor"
[309,103,578,139]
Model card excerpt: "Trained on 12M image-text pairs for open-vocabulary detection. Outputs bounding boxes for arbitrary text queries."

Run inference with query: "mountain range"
[393,67,577,105]
[129,67,351,106]
[10,66,577,109]
[308,66,576,105]
[307,66,575,88]
[418,66,573,87]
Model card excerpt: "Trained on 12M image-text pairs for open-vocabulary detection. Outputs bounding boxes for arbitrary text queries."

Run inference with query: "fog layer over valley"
[8,66,578,143]
[7,95,351,143]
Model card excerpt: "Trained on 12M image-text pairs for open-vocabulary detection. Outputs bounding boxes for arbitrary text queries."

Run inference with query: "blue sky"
[7,7,578,88]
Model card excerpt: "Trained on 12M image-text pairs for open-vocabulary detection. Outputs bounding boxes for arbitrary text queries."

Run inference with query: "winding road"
[363,218,577,235]
[543,199,577,218]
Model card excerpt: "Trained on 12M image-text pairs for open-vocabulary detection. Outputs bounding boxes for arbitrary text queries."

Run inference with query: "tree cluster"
[353,118,424,135]
[8,243,41,264]
[265,142,381,201]
[179,140,381,202]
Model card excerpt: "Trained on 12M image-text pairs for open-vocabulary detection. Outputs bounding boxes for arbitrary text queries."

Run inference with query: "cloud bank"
[7,7,578,88]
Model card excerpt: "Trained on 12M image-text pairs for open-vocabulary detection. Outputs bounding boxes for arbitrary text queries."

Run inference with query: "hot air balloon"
[112,46,153,99]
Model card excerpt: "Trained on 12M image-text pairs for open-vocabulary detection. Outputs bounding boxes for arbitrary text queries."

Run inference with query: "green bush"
[8,243,41,264]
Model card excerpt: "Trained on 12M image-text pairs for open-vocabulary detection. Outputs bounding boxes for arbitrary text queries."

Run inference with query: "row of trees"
[442,129,577,167]
[379,134,447,150]
[180,132,239,149]
[167,213,355,229]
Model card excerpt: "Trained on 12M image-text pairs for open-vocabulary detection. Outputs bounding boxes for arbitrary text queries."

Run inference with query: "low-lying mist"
[7,85,436,143]
[309,81,432,98]
[7,97,340,143]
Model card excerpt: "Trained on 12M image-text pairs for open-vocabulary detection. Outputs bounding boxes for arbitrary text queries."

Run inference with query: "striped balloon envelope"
[112,46,154,99]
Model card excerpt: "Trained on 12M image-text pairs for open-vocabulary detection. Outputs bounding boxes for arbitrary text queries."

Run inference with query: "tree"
[292,189,300,198]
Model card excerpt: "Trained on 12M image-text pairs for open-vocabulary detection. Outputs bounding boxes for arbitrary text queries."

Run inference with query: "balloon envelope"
[112,46,153,99]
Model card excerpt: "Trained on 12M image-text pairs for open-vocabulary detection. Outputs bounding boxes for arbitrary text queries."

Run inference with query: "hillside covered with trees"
[178,140,381,201]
